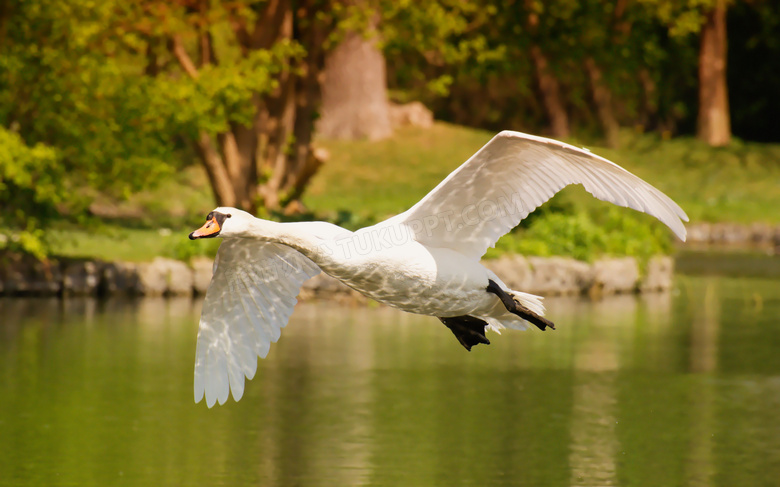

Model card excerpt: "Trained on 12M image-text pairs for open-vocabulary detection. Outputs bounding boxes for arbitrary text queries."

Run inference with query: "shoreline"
[0,254,674,299]
[685,222,780,249]
[3,220,775,299]
[6,218,780,300]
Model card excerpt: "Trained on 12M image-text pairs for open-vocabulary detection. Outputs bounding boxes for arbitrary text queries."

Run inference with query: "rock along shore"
[685,222,780,248]
[0,254,673,300]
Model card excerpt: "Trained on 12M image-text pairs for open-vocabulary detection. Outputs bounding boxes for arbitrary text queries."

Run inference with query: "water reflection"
[1,274,779,487]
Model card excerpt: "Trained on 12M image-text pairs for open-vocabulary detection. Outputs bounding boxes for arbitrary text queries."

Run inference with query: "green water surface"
[1,273,779,486]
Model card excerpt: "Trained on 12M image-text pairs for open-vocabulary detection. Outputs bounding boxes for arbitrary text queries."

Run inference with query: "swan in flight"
[189,130,688,407]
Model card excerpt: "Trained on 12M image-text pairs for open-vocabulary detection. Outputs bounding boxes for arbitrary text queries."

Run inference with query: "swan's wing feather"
[394,131,688,259]
[194,239,320,407]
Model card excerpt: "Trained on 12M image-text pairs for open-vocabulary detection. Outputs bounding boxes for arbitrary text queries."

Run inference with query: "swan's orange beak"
[189,217,221,240]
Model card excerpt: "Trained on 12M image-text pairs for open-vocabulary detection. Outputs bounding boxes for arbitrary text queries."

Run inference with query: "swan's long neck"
[240,219,336,266]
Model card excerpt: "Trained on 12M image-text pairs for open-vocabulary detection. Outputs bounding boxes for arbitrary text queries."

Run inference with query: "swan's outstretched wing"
[194,239,320,407]
[392,131,688,259]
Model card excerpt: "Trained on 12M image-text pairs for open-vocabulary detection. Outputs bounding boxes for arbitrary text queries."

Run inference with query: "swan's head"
[189,207,252,240]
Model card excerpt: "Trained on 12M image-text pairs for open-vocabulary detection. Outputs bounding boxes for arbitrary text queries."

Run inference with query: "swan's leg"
[439,316,490,351]
[486,279,556,331]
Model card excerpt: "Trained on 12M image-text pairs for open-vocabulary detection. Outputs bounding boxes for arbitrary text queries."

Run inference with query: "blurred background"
[1,0,778,259]
[2,1,780,486]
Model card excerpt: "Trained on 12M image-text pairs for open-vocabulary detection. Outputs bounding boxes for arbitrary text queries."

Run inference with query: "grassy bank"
[49,123,780,262]
[310,123,780,224]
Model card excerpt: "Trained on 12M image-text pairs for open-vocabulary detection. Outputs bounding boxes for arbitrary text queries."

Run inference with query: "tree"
[638,0,732,145]
[317,4,392,141]
[400,0,661,144]
[382,0,505,127]
[0,128,63,258]
[1,0,173,256]
[583,56,620,148]
[142,0,504,207]
[2,0,330,256]
[525,1,570,139]
[697,0,731,146]
[139,0,500,209]
[122,0,333,212]
[122,0,495,210]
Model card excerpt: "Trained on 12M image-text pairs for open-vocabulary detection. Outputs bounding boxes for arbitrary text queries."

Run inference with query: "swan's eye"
[227,214,232,218]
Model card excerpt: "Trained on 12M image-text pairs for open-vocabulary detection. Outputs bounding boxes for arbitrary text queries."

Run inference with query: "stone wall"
[0,254,673,299]
[0,256,214,297]
[686,222,780,247]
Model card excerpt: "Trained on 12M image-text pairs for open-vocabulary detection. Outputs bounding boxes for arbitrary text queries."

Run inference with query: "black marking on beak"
[189,211,229,240]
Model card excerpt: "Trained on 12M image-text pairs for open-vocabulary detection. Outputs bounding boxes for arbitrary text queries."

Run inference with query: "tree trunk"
[584,57,620,148]
[697,0,731,146]
[525,3,569,139]
[171,0,328,214]
[316,20,392,141]
[637,68,658,131]
[258,1,327,210]
[530,45,570,139]
[194,132,236,208]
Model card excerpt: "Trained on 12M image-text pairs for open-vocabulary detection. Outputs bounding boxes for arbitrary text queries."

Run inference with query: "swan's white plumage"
[194,239,319,407]
[392,131,688,259]
[191,130,689,407]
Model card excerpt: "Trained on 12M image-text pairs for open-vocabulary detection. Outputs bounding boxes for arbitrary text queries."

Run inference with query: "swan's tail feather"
[507,290,554,331]
[508,290,546,316]
[483,288,553,333]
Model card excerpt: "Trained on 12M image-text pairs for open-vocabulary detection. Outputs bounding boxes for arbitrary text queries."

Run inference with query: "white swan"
[189,130,688,407]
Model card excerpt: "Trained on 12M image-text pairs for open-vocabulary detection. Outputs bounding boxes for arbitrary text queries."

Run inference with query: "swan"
[189,130,688,407]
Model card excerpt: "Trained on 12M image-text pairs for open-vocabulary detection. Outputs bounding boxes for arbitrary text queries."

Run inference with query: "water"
[1,271,780,486]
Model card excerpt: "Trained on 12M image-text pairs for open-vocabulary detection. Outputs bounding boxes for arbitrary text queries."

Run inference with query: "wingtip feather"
[206,390,217,408]
[230,382,245,403]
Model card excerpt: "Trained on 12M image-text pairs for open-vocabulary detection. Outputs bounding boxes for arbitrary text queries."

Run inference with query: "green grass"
[87,165,216,226]
[49,122,780,262]
[48,226,220,262]
[48,165,218,262]
[306,123,495,219]
[595,132,780,225]
[309,123,780,225]
[49,227,179,262]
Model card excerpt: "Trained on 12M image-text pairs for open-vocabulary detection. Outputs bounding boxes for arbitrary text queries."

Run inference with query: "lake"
[1,258,779,486]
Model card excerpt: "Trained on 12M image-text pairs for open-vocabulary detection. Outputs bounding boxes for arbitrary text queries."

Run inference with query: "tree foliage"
[115,0,336,212]
[386,0,775,145]
[0,128,62,258]
[0,0,176,255]
[389,0,702,137]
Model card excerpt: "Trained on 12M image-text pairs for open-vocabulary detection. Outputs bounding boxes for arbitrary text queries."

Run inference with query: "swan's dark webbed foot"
[486,279,556,331]
[439,316,490,351]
